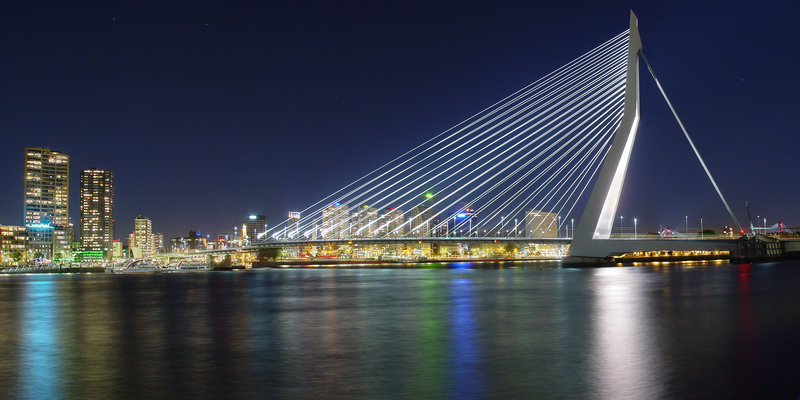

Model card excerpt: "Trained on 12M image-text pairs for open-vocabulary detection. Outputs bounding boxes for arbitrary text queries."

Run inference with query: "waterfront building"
[153,232,164,253]
[408,205,433,236]
[351,206,378,237]
[245,215,268,243]
[451,202,475,236]
[112,240,123,259]
[170,231,205,252]
[131,215,154,257]
[321,203,349,239]
[382,208,405,237]
[23,147,71,259]
[525,209,558,238]
[288,212,301,239]
[0,225,28,264]
[52,228,73,260]
[79,168,114,259]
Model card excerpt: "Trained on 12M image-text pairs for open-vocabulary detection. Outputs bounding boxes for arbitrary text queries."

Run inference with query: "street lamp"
[700,217,703,239]
[571,218,574,239]
[620,215,624,237]
[558,215,561,238]
[634,217,638,239]
[685,215,688,235]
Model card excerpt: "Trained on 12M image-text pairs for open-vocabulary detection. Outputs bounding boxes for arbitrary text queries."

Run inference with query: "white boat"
[117,259,162,273]
[175,260,211,271]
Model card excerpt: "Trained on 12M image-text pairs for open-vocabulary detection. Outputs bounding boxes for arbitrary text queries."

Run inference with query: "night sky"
[2,1,798,240]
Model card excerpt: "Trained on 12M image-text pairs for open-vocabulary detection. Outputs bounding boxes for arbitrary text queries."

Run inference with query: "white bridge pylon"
[568,11,642,257]
[568,11,739,259]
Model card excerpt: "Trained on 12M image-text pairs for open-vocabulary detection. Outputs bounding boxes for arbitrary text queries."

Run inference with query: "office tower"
[131,215,153,258]
[287,211,301,239]
[153,232,164,253]
[23,147,71,259]
[79,168,114,259]
[245,215,268,243]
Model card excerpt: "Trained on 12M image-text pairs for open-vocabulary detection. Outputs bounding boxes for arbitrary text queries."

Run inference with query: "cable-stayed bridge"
[243,11,750,262]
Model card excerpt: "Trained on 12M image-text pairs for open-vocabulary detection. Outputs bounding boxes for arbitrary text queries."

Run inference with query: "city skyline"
[1,1,798,239]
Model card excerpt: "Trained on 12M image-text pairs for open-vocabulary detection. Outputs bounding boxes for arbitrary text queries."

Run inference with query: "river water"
[1,260,799,399]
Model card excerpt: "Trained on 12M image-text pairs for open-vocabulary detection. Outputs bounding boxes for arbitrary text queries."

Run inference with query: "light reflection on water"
[589,268,664,399]
[19,279,61,399]
[0,261,799,399]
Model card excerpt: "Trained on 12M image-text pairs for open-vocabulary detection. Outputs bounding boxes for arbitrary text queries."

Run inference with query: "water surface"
[1,261,799,399]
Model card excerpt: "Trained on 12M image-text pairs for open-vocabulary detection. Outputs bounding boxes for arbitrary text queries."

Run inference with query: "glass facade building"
[23,147,71,259]
[79,169,114,259]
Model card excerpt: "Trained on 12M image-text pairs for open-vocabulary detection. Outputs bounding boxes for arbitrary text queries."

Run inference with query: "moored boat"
[117,259,163,273]
[175,260,211,271]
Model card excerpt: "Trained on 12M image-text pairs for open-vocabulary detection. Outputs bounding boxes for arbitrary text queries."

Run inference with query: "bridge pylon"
[568,11,642,260]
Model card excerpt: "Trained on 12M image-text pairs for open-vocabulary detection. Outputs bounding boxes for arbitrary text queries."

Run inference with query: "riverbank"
[0,266,106,274]
[252,257,557,268]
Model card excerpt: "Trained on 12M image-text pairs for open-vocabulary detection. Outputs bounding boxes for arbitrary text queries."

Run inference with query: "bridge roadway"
[155,236,740,259]
[247,236,572,248]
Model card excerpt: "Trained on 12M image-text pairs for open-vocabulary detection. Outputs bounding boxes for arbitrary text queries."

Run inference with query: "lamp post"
[620,215,624,237]
[571,218,574,239]
[558,215,561,238]
[700,217,703,239]
[634,217,638,239]
[685,215,688,235]
[514,218,518,237]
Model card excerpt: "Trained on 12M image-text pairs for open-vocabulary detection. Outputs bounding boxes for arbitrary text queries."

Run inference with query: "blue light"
[334,202,340,206]
[26,223,52,229]
[456,213,467,218]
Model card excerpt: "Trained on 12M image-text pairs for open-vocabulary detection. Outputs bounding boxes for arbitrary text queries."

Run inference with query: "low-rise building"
[1,225,28,265]
[525,209,558,238]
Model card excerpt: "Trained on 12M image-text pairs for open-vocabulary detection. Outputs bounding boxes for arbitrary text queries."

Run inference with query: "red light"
[740,229,745,235]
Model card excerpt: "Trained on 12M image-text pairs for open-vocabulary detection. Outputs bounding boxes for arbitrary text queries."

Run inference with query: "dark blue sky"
[2,1,798,239]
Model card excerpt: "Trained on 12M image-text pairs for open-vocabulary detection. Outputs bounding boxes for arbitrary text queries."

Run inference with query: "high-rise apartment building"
[79,169,114,259]
[321,203,348,239]
[351,206,378,238]
[382,208,406,237]
[23,147,71,259]
[408,205,433,237]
